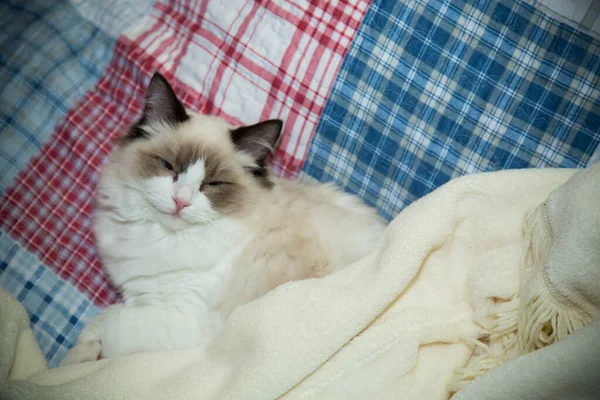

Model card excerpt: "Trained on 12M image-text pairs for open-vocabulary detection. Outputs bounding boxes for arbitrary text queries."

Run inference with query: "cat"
[61,73,386,365]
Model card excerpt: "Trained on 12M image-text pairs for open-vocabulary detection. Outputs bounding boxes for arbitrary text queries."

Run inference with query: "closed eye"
[158,157,178,182]
[200,181,230,191]
[160,158,174,171]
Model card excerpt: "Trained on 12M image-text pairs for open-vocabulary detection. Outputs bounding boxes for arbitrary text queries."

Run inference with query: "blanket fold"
[3,166,597,400]
[451,162,600,390]
[0,288,46,383]
[453,319,600,400]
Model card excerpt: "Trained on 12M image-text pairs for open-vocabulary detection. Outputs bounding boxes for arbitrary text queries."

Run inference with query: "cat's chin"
[154,212,195,231]
[153,209,220,232]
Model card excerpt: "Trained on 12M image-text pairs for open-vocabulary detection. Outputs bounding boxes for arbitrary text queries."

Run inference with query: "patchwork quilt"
[1,0,599,367]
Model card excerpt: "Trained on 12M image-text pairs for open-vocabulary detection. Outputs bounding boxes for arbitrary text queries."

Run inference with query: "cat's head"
[103,73,282,230]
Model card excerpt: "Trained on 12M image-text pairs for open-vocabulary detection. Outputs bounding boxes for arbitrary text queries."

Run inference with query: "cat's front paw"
[60,339,102,366]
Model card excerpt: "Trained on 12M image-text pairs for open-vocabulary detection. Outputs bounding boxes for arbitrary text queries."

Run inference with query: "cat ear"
[125,73,189,140]
[230,119,283,167]
[142,73,189,125]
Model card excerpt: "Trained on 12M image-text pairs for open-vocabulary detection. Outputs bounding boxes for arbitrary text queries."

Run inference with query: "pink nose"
[173,197,190,212]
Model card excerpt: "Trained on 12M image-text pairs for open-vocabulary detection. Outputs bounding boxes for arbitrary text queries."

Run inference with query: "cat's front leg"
[60,304,121,366]
[61,316,103,365]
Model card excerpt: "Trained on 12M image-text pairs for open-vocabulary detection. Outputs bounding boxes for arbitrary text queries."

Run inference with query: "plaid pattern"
[0,0,118,365]
[68,0,156,38]
[303,0,600,221]
[0,0,116,194]
[147,0,369,176]
[0,231,98,367]
[0,0,368,324]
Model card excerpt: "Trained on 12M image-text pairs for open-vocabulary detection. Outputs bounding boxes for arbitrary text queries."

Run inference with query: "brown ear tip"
[148,72,169,87]
[270,119,284,130]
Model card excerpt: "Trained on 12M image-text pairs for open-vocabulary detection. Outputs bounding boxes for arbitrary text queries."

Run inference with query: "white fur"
[62,114,385,365]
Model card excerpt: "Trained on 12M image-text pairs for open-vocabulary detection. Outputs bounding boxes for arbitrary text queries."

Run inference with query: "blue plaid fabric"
[0,0,115,194]
[68,0,156,39]
[0,0,141,365]
[303,0,600,221]
[0,231,98,367]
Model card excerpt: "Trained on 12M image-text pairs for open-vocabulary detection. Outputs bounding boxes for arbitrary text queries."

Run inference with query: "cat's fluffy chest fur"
[93,180,250,355]
[61,73,385,365]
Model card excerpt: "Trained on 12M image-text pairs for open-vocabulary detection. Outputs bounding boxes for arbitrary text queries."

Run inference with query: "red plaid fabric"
[0,0,369,306]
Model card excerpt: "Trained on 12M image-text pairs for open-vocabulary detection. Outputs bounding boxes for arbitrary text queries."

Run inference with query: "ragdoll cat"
[61,73,386,365]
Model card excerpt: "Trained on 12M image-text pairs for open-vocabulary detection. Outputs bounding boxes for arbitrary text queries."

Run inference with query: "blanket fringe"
[448,204,590,394]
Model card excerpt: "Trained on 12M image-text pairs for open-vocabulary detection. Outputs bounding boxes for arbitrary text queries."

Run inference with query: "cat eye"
[159,158,178,182]
[200,181,229,191]
[161,158,174,171]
